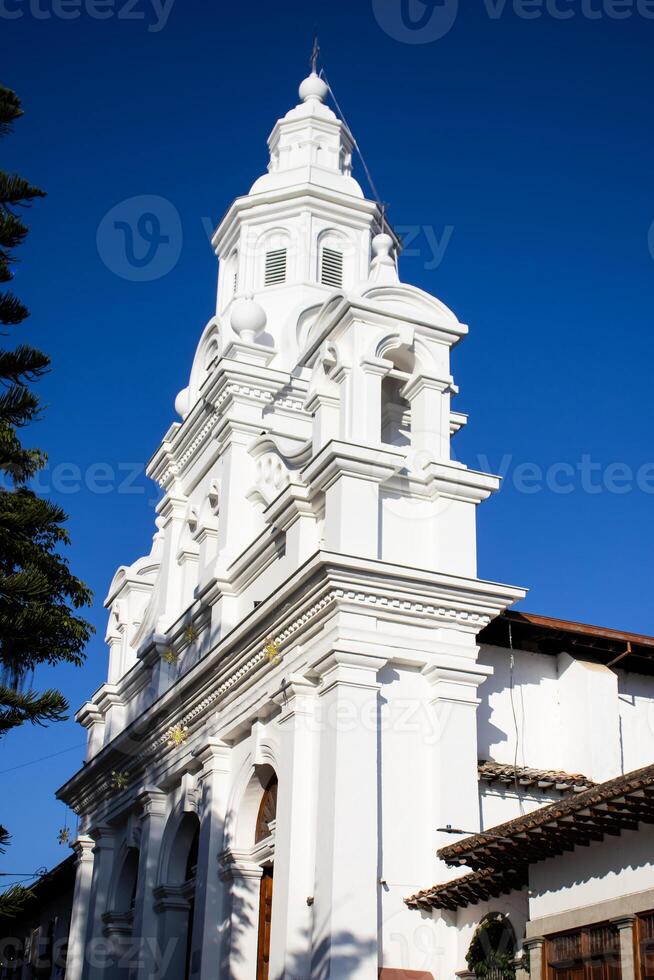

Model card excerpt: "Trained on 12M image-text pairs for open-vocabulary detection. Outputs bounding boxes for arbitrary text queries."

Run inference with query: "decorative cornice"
[58,553,524,817]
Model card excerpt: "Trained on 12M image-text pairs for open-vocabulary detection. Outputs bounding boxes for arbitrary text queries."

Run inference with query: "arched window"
[466,913,516,980]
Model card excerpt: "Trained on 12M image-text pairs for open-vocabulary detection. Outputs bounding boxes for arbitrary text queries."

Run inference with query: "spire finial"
[310,36,320,75]
[299,39,329,103]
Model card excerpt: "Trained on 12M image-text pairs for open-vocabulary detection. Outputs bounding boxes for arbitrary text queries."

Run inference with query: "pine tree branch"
[0,884,34,920]
[0,685,69,736]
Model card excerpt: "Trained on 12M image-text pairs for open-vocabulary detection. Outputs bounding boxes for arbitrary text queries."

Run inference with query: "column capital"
[72,834,95,864]
[193,737,231,775]
[422,661,492,705]
[137,787,167,818]
[101,911,134,937]
[273,673,319,722]
[89,824,115,850]
[611,914,637,930]
[523,936,545,950]
[315,650,386,695]
[219,848,264,882]
[401,370,453,401]
[359,355,393,377]
[152,883,192,913]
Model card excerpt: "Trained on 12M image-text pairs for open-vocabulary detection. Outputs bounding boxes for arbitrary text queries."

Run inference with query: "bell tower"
[64,60,526,980]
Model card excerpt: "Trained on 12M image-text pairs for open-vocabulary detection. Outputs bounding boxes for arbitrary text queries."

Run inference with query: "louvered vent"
[264,248,287,286]
[320,247,343,287]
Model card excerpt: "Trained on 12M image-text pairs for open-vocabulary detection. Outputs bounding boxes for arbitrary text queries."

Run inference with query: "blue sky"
[1,0,653,879]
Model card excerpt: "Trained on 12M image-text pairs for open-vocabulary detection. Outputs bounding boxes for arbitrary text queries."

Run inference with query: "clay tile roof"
[406,762,654,912]
[478,760,595,793]
[406,866,529,911]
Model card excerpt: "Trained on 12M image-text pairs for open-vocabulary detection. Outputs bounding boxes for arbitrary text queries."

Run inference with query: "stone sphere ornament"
[299,72,329,103]
[230,296,267,344]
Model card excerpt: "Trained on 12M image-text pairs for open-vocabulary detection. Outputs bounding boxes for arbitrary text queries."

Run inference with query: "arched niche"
[466,912,517,980]
[233,763,277,852]
[160,810,201,886]
[112,846,140,914]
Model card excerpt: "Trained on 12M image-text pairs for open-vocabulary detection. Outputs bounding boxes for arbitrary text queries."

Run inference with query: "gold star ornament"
[168,724,189,748]
[264,638,282,666]
[111,770,129,791]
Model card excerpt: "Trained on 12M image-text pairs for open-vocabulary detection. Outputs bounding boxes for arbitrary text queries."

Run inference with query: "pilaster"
[130,789,167,979]
[313,651,386,980]
[221,852,264,980]
[268,675,319,979]
[611,915,637,980]
[66,835,96,980]
[523,937,545,980]
[189,739,232,980]
[86,825,118,980]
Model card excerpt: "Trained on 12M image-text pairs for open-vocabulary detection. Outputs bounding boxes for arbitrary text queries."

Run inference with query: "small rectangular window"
[264,248,287,286]
[321,247,343,287]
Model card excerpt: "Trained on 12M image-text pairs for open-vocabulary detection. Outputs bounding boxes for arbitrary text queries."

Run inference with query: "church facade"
[56,69,654,980]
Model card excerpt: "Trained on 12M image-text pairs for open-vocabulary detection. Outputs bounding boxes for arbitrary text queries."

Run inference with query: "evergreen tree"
[0,85,93,916]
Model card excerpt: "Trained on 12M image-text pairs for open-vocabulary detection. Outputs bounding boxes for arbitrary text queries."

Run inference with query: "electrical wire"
[508,621,524,813]
[0,742,84,775]
[320,70,390,237]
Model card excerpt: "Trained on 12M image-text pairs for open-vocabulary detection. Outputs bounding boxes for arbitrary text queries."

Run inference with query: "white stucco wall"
[529,825,654,920]
[477,644,560,772]
[478,644,654,784]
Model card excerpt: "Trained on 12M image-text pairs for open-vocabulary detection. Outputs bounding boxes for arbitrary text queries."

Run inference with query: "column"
[355,357,391,443]
[130,789,167,980]
[312,651,386,980]
[268,676,318,980]
[86,825,117,980]
[422,660,491,847]
[611,915,637,980]
[221,854,263,980]
[523,937,545,980]
[401,372,451,462]
[65,835,95,980]
[189,739,232,980]
[305,389,340,451]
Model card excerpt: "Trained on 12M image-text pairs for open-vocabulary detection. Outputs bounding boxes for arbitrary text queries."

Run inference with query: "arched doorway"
[255,773,277,980]
[466,913,517,980]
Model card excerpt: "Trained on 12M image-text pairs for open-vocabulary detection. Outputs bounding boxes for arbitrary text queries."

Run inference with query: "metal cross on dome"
[310,36,320,74]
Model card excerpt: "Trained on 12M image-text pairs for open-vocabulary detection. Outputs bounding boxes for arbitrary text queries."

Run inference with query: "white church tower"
[59,64,525,980]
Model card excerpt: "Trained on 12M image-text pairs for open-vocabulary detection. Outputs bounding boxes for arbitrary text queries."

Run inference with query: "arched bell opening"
[381,346,415,448]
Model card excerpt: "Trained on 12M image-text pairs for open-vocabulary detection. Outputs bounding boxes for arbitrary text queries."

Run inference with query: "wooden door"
[256,867,274,980]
